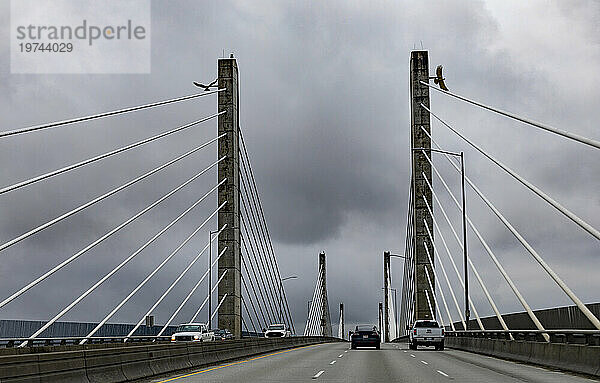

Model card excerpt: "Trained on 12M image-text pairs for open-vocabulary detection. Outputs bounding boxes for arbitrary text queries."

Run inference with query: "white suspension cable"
[309,275,325,336]
[425,290,435,321]
[125,243,227,340]
[424,268,445,328]
[0,112,225,195]
[307,279,323,336]
[208,294,228,325]
[422,128,548,340]
[0,157,225,311]
[19,183,225,346]
[80,203,226,344]
[0,134,225,254]
[427,131,600,331]
[422,171,510,333]
[422,104,600,241]
[424,221,466,329]
[424,258,455,330]
[0,89,225,139]
[419,82,600,150]
[423,197,485,330]
[189,270,229,324]
[304,272,322,336]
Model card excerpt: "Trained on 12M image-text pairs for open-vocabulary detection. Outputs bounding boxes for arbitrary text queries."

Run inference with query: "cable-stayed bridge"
[0,52,598,382]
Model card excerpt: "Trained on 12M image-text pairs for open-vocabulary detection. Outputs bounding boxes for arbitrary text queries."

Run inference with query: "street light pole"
[460,152,470,330]
[386,253,407,339]
[279,275,298,325]
[412,148,469,330]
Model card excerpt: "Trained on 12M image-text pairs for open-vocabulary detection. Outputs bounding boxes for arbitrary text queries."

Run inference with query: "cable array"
[0,88,244,344]
[399,86,599,339]
[238,128,295,334]
[304,256,332,337]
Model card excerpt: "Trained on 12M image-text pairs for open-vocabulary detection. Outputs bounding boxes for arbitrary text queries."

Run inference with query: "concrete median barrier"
[84,347,128,383]
[446,337,600,377]
[0,336,339,382]
[37,350,88,383]
[119,345,153,382]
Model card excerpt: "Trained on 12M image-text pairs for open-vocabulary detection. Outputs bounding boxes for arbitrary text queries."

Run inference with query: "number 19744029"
[19,42,73,53]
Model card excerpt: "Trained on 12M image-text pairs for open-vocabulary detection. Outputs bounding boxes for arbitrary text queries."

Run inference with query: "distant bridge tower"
[304,252,332,336]
[410,50,435,322]
[338,302,345,340]
[319,252,332,336]
[217,56,242,338]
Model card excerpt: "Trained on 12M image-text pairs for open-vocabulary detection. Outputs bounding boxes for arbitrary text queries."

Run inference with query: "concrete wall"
[0,336,337,382]
[446,336,600,377]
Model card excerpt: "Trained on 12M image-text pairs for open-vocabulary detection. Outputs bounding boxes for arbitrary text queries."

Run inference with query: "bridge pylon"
[410,50,435,323]
[217,55,242,338]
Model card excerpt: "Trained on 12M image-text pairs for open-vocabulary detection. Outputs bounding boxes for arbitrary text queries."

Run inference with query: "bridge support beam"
[410,50,435,322]
[218,56,242,338]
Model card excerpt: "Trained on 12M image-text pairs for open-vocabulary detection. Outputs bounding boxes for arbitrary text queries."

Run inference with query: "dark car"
[350,324,381,349]
[213,329,234,340]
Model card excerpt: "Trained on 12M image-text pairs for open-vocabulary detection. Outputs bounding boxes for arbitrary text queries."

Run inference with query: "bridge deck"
[145,342,597,383]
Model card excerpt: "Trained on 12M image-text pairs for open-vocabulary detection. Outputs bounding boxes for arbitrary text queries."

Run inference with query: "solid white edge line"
[437,370,449,377]
[312,370,325,379]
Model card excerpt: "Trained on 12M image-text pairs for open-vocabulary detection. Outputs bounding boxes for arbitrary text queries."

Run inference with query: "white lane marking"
[330,360,336,365]
[344,350,348,353]
[338,354,343,358]
[312,370,325,379]
[421,360,428,365]
[410,354,416,358]
[437,370,449,377]
[403,350,407,353]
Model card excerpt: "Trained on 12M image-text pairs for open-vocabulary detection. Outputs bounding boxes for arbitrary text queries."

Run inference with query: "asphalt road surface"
[146,342,599,383]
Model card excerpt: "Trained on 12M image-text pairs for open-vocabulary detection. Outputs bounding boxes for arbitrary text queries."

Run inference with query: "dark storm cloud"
[0,0,598,335]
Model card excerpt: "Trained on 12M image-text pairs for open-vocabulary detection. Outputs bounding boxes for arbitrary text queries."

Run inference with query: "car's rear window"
[356,325,377,332]
[415,321,439,328]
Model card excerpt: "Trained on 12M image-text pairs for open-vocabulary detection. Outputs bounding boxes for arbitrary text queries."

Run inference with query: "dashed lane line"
[154,343,322,383]
[312,370,325,379]
[437,370,449,377]
[330,360,336,365]
[421,361,428,365]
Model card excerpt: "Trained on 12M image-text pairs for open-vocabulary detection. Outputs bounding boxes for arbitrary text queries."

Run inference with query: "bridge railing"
[446,329,600,346]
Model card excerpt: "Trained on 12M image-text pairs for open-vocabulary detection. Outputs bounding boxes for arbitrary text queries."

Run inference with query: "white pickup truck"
[263,324,291,338]
[170,323,215,343]
[408,320,444,350]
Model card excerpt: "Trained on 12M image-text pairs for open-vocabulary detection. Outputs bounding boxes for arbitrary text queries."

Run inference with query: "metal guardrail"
[0,333,277,348]
[0,335,172,348]
[446,329,600,346]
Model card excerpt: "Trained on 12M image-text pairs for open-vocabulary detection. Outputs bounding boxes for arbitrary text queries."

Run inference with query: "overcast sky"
[0,0,598,336]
